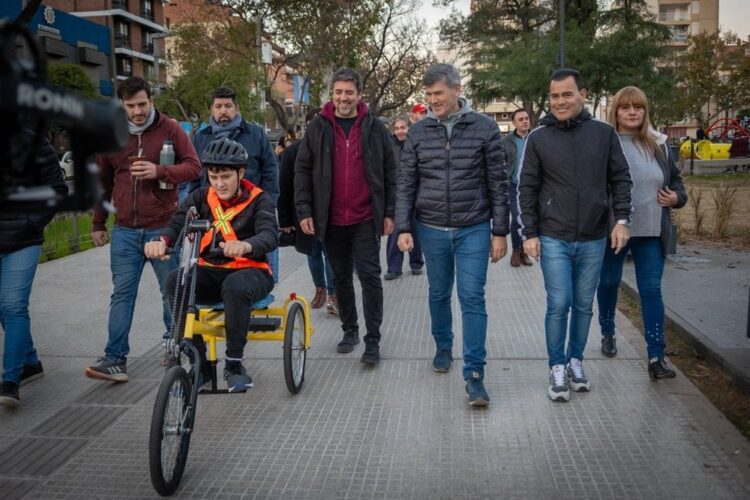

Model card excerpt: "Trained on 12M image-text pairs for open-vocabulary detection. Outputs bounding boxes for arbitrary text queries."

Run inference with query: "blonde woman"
[596,86,687,379]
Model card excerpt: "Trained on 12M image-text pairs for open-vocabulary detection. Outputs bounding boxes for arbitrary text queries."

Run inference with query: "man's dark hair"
[211,86,237,104]
[549,68,586,91]
[117,76,151,100]
[422,63,461,88]
[305,107,321,123]
[511,108,528,121]
[331,68,363,92]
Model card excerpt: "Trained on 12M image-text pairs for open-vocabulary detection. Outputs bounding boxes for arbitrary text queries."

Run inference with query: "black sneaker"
[648,357,676,380]
[224,361,253,392]
[601,335,617,357]
[84,357,128,382]
[360,344,380,366]
[411,268,423,276]
[384,272,401,280]
[0,382,20,408]
[432,349,452,373]
[336,331,360,354]
[20,361,44,385]
[465,372,489,407]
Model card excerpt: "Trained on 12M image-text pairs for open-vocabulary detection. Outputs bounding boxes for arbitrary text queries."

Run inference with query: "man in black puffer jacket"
[0,133,67,408]
[518,68,632,403]
[395,63,509,408]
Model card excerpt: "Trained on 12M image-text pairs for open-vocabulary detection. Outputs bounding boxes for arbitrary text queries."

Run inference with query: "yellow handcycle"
[148,208,314,496]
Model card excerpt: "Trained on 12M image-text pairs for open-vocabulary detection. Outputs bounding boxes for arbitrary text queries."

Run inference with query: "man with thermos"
[86,76,201,382]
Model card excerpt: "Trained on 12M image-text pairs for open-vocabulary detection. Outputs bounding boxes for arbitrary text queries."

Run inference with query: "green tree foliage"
[439,0,671,124]
[674,32,732,128]
[48,62,97,98]
[47,62,98,148]
[154,22,264,130]
[228,0,385,104]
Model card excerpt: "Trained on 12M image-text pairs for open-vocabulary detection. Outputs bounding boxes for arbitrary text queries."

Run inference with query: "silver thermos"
[158,140,175,189]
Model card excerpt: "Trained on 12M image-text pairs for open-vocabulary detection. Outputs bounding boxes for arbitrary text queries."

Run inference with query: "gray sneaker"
[224,361,253,392]
[85,357,128,382]
[548,364,570,402]
[567,358,591,392]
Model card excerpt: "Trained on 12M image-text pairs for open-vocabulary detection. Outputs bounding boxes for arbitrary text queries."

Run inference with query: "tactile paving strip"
[30,406,128,437]
[0,479,36,500]
[0,437,87,477]
[74,380,155,406]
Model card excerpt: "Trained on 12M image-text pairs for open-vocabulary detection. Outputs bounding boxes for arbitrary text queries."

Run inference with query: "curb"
[619,280,750,396]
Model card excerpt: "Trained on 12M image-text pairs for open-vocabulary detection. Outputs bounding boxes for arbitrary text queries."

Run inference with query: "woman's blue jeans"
[307,238,335,295]
[415,220,490,380]
[1,245,42,384]
[105,226,176,362]
[539,235,606,367]
[597,237,666,359]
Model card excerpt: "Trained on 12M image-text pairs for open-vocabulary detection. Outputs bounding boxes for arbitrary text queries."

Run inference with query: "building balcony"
[141,42,154,54]
[114,34,131,48]
[112,0,129,9]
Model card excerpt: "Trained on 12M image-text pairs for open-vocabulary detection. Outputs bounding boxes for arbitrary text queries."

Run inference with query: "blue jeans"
[1,245,42,384]
[105,226,176,362]
[416,220,490,380]
[307,238,335,295]
[597,237,666,359]
[539,235,606,367]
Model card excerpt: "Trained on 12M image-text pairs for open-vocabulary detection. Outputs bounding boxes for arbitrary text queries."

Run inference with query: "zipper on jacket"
[345,137,350,222]
[444,127,452,226]
[132,135,142,227]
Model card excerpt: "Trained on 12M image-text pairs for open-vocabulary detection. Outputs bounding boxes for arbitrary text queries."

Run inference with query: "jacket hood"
[426,97,473,122]
[650,128,668,145]
[540,108,592,129]
[321,101,369,126]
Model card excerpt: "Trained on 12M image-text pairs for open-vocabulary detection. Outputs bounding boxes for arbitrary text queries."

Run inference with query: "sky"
[417,0,750,40]
[719,0,749,39]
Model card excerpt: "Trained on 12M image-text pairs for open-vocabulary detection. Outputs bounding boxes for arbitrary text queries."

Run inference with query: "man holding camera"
[86,77,201,382]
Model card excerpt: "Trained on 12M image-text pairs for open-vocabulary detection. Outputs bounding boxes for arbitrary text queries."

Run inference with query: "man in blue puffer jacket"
[395,63,510,408]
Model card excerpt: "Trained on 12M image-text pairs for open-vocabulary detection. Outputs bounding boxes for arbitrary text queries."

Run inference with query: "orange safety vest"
[198,185,272,273]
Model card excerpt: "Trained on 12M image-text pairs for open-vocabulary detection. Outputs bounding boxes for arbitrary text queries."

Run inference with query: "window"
[116,22,129,37]
[116,57,132,75]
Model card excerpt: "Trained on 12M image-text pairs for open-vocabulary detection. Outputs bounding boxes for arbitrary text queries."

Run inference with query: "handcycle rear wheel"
[283,302,306,394]
[149,365,193,496]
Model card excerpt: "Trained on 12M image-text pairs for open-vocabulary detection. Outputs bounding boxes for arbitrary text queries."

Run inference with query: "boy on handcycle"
[144,138,278,392]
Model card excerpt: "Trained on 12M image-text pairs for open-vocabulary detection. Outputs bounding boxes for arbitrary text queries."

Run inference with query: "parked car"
[59,151,75,193]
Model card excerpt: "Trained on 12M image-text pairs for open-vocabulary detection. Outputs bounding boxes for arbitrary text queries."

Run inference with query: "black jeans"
[166,266,274,359]
[324,220,383,346]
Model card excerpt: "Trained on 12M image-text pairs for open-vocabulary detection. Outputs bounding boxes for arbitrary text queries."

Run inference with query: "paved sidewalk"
[621,243,750,393]
[1,243,749,499]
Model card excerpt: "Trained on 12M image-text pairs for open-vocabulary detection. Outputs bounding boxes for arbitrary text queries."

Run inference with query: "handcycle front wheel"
[283,301,306,394]
[149,365,194,496]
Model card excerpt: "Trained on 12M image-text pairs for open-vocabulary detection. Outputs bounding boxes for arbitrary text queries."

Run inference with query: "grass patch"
[41,212,112,262]
[617,292,750,441]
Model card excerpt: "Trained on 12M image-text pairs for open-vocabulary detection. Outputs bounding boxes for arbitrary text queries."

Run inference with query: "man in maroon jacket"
[294,68,396,366]
[85,77,201,382]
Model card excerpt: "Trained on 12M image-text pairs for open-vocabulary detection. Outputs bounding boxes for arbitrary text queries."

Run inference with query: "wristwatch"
[615,219,629,226]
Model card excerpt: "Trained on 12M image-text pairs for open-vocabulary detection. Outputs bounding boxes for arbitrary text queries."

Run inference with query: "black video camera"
[0,20,129,211]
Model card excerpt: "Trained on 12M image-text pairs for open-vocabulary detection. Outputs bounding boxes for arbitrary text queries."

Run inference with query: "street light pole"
[559,0,566,68]
[151,31,172,89]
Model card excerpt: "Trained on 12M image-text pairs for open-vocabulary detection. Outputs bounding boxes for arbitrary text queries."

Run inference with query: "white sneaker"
[567,358,591,392]
[548,364,570,402]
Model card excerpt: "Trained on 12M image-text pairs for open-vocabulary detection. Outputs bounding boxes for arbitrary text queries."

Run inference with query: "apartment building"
[44,0,169,84]
[1,1,114,96]
[647,0,719,48]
